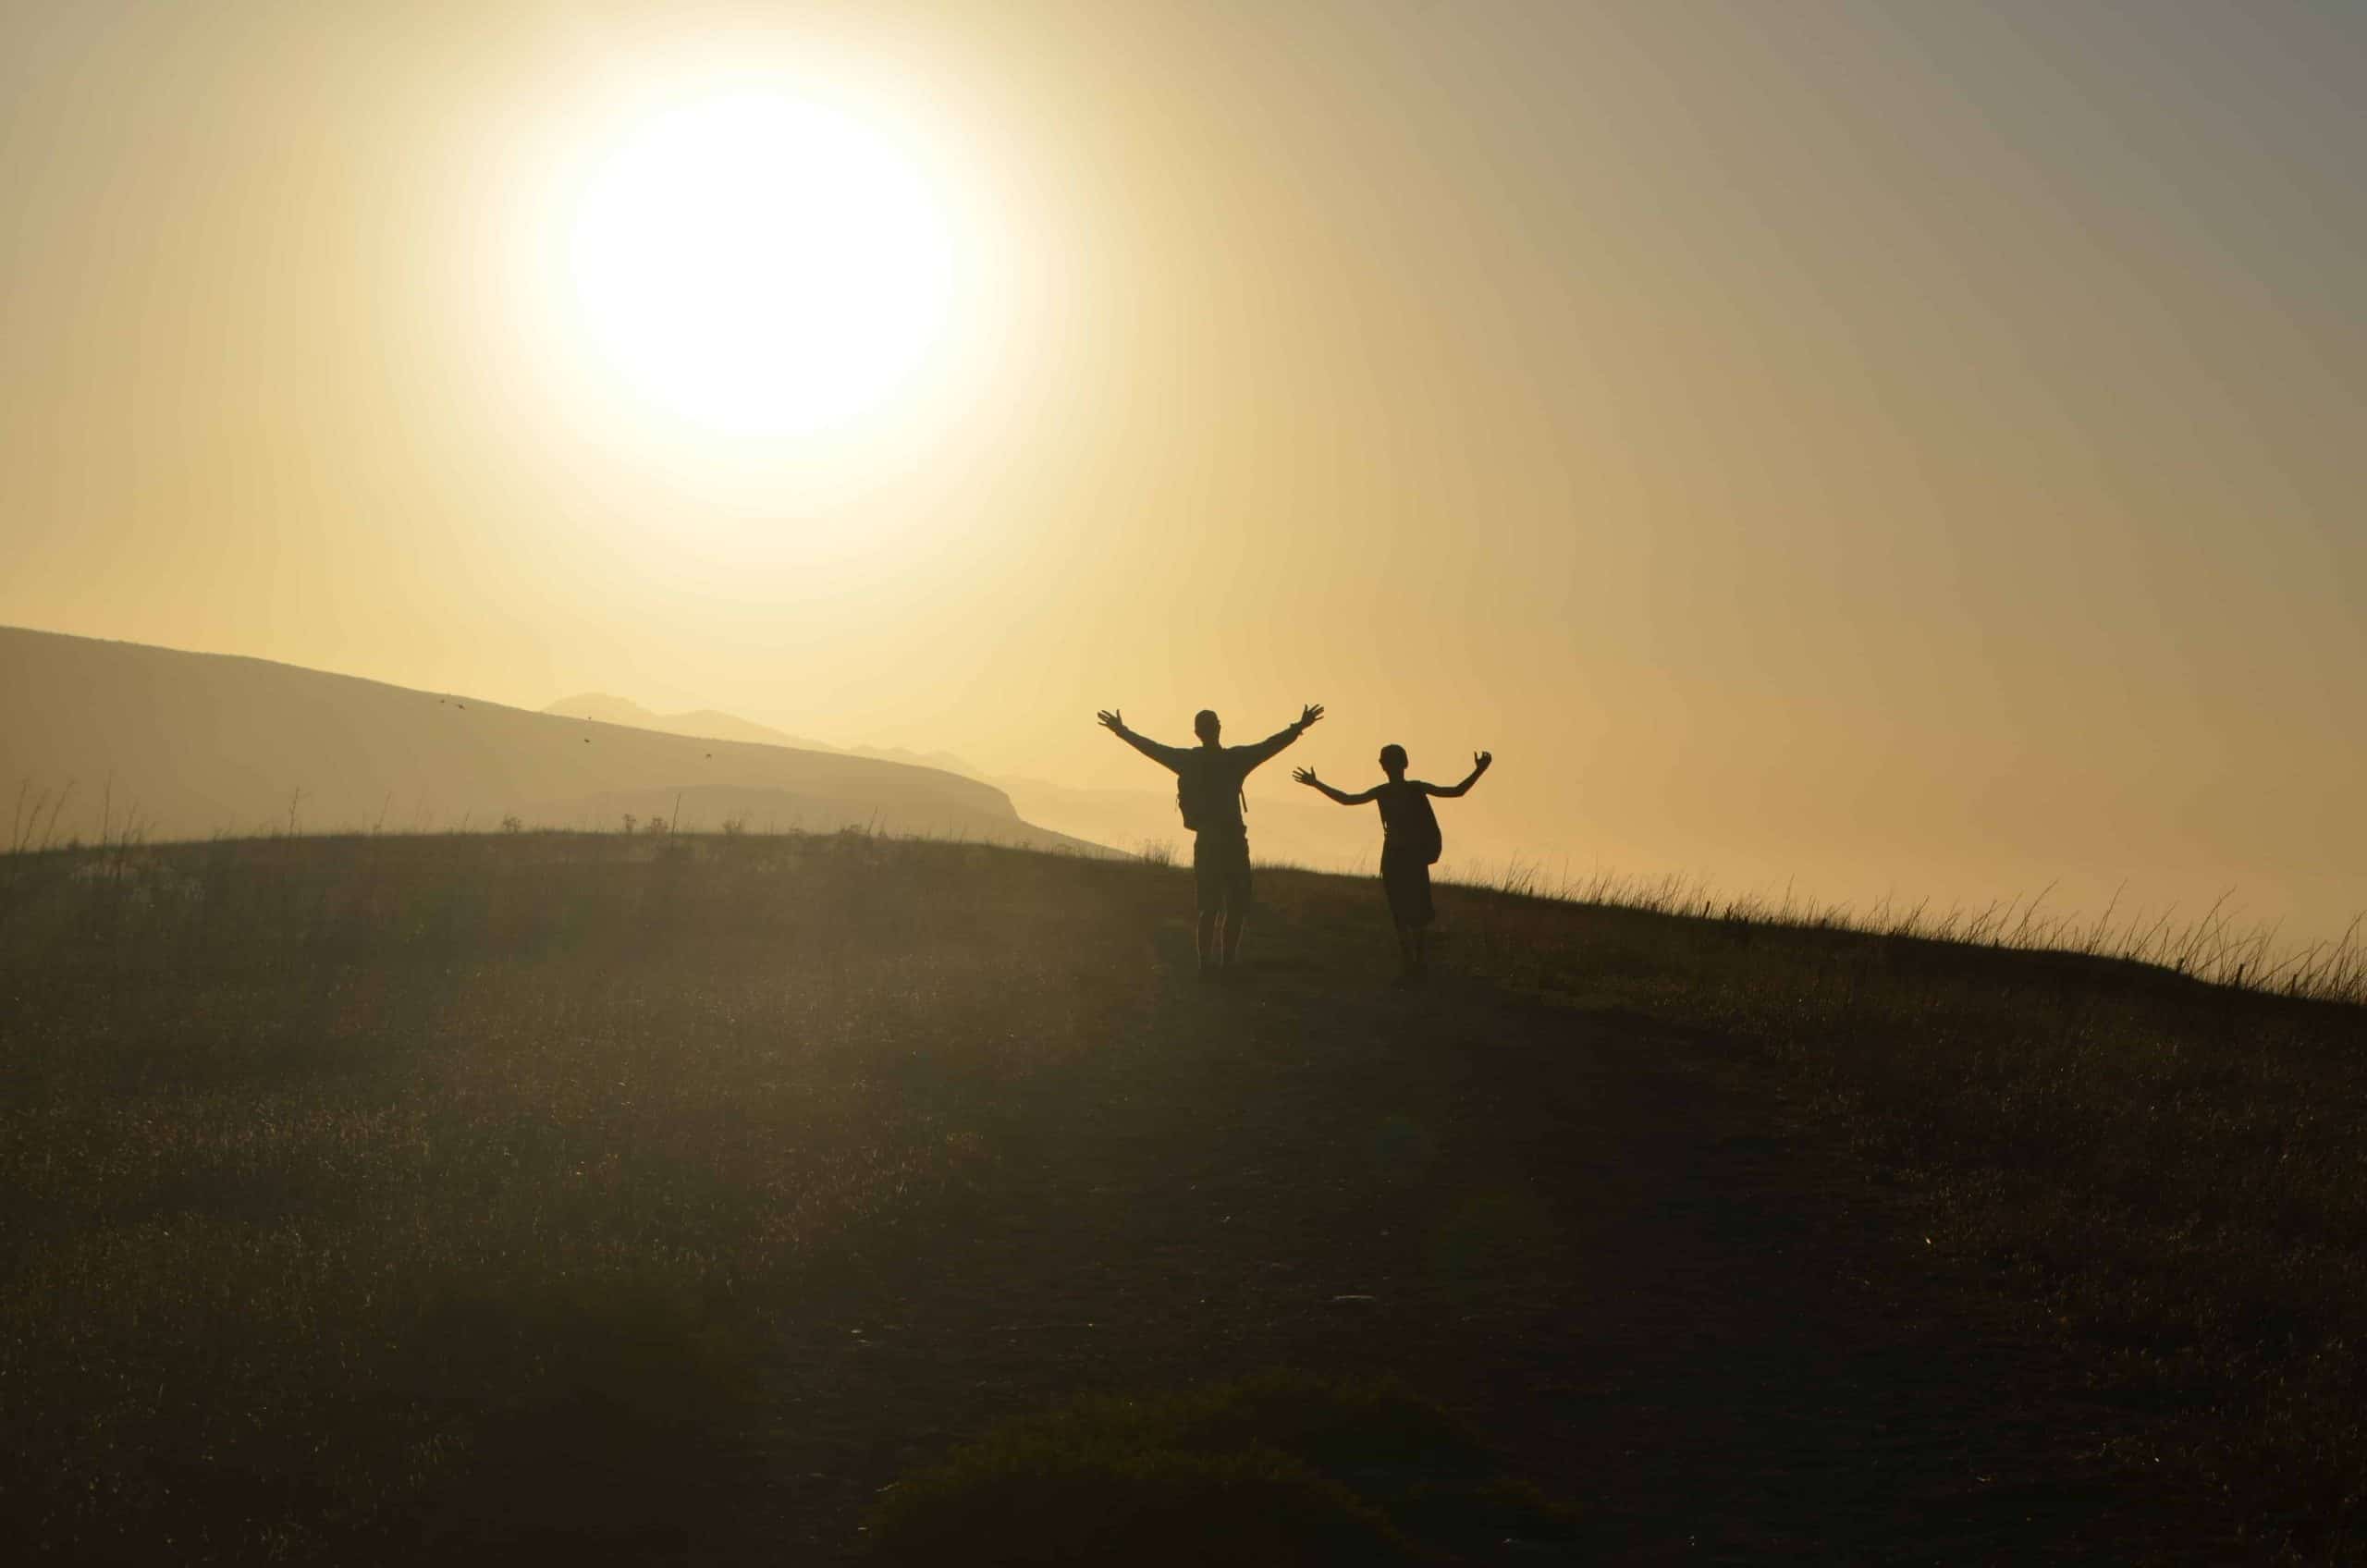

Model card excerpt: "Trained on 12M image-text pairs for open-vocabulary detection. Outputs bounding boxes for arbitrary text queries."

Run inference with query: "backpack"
[1404,789,1442,865]
[1175,753,1244,834]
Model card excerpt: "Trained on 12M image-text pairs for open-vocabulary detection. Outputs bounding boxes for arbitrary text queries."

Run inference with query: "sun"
[563,92,959,438]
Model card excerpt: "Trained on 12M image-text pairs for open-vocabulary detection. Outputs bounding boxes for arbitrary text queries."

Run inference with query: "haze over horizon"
[5,2,2361,945]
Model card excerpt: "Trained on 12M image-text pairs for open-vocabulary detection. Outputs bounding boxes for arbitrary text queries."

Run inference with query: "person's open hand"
[1298,703,1326,729]
[1474,751,1493,771]
[1292,766,1319,787]
[1096,709,1125,733]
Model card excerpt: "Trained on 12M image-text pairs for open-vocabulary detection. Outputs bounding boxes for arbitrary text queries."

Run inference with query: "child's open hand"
[1292,766,1319,787]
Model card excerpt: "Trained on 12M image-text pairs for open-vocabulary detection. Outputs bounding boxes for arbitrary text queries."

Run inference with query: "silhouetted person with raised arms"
[1098,703,1325,979]
[1295,745,1491,983]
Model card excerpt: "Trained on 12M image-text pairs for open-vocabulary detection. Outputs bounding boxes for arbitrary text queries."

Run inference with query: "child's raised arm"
[1421,752,1492,799]
[1293,766,1379,806]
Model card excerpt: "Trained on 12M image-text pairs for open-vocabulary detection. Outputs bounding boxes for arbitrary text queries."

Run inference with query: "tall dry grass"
[1453,855,2367,1006]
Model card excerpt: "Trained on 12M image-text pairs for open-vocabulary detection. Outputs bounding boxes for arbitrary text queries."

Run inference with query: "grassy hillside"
[2,833,2361,1562]
[0,625,1104,853]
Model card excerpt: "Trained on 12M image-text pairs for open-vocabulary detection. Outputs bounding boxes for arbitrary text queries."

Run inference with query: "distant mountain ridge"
[544,693,835,753]
[543,694,981,780]
[0,627,1110,854]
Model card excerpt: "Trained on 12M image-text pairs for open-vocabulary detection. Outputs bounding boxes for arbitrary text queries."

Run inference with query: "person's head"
[1194,709,1221,744]
[1379,743,1408,779]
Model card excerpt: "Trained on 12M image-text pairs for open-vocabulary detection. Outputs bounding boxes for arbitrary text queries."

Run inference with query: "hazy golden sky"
[4,1,2361,937]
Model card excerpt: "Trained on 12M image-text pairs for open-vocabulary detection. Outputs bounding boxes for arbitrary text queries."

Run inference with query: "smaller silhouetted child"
[1294,746,1491,982]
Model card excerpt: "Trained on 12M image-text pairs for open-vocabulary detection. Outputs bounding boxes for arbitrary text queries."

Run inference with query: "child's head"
[1193,709,1221,743]
[1379,743,1408,778]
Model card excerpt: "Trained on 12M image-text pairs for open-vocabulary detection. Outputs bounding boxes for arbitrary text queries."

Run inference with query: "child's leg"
[1407,864,1434,976]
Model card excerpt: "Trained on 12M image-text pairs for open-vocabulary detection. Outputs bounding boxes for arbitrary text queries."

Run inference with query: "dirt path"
[758,907,2208,1563]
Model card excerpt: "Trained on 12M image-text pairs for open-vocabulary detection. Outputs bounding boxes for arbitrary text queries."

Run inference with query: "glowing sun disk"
[567,92,957,437]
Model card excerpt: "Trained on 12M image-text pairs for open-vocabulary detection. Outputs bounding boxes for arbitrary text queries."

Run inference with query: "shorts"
[1193,832,1252,916]
[1380,847,1434,928]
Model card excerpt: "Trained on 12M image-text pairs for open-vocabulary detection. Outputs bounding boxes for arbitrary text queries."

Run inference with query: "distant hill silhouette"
[545,694,984,781]
[0,626,1110,853]
[544,692,837,753]
[845,742,984,778]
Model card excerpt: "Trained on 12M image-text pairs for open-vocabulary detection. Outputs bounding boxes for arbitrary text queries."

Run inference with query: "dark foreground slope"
[0,625,1106,852]
[2,836,2361,1563]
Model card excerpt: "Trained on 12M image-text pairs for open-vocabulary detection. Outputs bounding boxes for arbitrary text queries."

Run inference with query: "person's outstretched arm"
[1292,766,1379,806]
[1239,704,1326,771]
[1422,751,1493,798]
[1097,708,1189,771]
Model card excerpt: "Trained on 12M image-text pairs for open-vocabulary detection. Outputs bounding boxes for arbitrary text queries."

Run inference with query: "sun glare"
[564,92,959,438]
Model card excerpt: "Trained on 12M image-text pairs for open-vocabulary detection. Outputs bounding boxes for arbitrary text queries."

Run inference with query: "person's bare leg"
[1219,869,1250,969]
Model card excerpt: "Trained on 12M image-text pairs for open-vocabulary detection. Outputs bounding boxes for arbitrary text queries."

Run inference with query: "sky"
[3,0,2361,944]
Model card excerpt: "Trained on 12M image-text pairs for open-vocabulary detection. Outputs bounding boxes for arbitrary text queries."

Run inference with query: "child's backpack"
[1405,790,1442,865]
[1175,753,1243,834]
